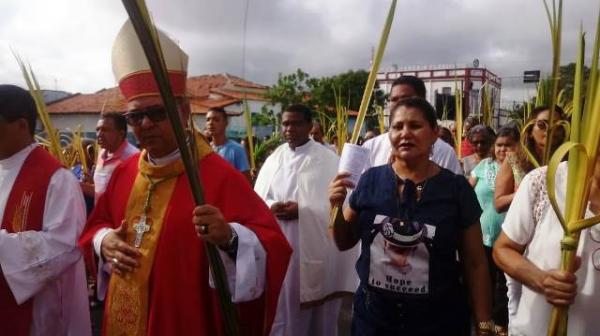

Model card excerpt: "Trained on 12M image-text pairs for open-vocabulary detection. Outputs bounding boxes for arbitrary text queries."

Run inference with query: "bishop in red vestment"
[79,20,291,336]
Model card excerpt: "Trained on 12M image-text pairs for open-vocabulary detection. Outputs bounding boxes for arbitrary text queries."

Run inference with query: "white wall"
[47,114,100,135]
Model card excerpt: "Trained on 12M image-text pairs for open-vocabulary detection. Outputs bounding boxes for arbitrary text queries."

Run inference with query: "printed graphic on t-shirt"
[368,214,436,295]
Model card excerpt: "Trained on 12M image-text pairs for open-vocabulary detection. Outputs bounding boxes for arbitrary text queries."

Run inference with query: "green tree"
[265,69,385,114]
[558,62,591,103]
[263,68,312,111]
[308,70,386,114]
[263,69,386,137]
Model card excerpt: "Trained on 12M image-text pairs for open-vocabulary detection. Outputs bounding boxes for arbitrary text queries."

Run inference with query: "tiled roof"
[47,87,127,114]
[48,73,268,115]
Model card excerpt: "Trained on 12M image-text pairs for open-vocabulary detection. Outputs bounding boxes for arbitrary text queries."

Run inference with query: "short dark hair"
[496,125,520,142]
[208,107,228,122]
[464,116,479,127]
[284,104,313,123]
[101,112,127,133]
[389,97,437,129]
[0,84,37,136]
[438,126,455,148]
[467,125,496,143]
[391,76,426,99]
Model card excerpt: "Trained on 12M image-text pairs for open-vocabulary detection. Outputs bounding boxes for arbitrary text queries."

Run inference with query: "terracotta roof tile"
[48,74,269,115]
[47,87,127,113]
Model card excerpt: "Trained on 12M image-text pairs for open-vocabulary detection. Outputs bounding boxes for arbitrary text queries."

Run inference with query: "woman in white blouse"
[493,151,600,335]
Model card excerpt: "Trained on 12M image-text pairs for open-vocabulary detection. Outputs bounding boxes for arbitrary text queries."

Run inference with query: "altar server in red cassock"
[0,84,91,336]
[79,20,291,336]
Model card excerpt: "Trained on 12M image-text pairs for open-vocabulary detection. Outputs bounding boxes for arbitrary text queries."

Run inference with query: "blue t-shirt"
[349,164,482,334]
[472,158,505,247]
[214,139,250,172]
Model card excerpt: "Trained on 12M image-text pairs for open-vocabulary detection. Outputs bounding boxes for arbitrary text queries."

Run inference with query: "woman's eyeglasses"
[535,119,549,131]
[124,106,168,126]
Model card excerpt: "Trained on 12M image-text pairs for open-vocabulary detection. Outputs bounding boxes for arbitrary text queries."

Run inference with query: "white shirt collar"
[287,139,312,153]
[147,148,181,166]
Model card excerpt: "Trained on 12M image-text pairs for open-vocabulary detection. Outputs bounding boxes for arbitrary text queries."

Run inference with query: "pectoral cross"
[133,214,151,248]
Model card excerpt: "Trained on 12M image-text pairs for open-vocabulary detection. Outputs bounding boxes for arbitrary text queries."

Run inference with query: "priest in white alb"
[0,84,91,335]
[255,104,358,336]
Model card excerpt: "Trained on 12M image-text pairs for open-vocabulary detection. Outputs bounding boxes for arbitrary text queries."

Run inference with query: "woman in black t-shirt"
[329,98,493,336]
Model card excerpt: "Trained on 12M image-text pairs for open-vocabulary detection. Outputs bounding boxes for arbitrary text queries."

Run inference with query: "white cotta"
[0,143,91,336]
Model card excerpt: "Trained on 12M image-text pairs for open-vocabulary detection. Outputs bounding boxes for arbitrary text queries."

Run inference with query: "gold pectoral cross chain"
[134,174,173,248]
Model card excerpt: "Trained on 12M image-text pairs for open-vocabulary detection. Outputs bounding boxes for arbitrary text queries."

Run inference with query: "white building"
[376,63,502,127]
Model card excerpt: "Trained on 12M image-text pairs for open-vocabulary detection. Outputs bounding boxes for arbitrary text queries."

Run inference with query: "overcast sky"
[0,0,597,106]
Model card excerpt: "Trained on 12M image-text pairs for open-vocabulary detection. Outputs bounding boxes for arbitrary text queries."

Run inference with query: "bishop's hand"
[100,221,141,276]
[329,172,355,207]
[192,204,232,246]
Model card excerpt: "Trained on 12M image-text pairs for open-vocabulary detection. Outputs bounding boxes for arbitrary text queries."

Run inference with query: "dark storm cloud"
[144,0,596,103]
[0,0,596,104]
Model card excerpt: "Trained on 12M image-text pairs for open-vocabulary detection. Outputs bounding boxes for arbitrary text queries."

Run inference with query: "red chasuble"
[80,152,292,336]
[0,146,62,336]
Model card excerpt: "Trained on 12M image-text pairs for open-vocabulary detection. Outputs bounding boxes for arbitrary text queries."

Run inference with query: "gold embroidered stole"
[105,132,212,336]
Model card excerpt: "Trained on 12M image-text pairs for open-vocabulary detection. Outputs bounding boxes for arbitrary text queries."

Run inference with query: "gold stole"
[105,132,213,336]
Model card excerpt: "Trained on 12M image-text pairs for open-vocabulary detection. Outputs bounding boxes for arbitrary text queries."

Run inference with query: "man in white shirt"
[0,84,91,336]
[255,104,357,336]
[362,76,463,174]
[80,113,138,202]
[91,112,139,202]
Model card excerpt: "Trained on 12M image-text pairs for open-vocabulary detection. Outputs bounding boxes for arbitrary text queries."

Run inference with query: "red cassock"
[80,152,291,336]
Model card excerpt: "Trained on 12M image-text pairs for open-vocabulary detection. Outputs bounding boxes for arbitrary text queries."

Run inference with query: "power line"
[241,0,250,81]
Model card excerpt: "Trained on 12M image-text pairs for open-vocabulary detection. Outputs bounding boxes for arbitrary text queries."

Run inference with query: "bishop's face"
[126,96,188,158]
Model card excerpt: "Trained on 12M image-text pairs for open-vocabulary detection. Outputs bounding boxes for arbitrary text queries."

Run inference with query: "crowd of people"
[1,19,599,336]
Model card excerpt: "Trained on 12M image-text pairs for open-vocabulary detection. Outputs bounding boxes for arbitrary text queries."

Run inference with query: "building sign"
[523,70,541,83]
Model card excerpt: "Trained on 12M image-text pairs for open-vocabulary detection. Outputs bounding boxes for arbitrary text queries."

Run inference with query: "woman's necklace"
[394,162,433,202]
[415,180,427,201]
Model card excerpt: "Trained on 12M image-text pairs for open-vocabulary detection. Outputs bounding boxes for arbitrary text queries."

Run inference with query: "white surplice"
[0,143,91,336]
[255,140,358,336]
